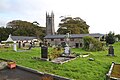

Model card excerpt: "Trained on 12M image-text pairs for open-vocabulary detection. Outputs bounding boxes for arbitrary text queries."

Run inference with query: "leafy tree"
[6,20,46,40]
[115,34,120,41]
[0,20,46,41]
[0,27,13,41]
[57,17,89,34]
[83,36,103,51]
[105,31,115,45]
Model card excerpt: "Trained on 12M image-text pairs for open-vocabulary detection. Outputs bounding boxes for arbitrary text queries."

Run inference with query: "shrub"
[83,36,104,51]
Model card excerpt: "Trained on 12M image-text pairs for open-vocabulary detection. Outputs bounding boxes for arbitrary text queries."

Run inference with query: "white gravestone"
[13,41,17,51]
[64,46,70,56]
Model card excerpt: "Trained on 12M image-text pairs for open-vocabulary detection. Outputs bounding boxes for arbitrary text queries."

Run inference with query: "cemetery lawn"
[0,42,120,80]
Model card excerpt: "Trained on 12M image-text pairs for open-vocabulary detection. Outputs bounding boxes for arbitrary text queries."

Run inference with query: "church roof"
[44,33,104,39]
[11,36,36,41]
[6,34,37,42]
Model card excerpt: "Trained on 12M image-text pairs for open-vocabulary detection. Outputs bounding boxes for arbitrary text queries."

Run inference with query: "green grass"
[0,42,120,80]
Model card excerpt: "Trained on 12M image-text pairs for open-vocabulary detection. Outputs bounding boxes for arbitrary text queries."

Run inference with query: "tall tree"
[105,31,115,45]
[57,17,89,34]
[0,27,13,41]
[6,20,46,40]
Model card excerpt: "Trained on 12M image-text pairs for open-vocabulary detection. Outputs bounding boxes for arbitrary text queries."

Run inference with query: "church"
[46,12,55,35]
[44,12,104,48]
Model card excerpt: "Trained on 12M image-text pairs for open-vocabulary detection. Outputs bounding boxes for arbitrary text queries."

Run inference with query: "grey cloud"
[0,0,44,14]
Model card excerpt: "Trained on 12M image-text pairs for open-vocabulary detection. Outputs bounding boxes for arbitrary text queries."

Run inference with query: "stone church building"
[45,12,104,48]
[44,33,104,48]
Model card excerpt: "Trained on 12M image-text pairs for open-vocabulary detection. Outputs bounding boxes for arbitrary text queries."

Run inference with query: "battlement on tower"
[46,12,55,35]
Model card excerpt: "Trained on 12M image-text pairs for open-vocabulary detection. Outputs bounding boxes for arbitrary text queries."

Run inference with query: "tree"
[0,20,46,41]
[57,17,89,34]
[6,20,46,40]
[115,34,120,41]
[0,27,13,41]
[105,31,115,45]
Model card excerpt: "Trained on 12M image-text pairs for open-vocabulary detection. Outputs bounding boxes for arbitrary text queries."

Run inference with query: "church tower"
[46,12,55,35]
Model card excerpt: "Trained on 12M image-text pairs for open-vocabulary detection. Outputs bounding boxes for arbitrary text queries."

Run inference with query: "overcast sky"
[0,0,120,34]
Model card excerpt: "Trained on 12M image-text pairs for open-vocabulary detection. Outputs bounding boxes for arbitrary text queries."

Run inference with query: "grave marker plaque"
[108,46,114,56]
[41,46,48,59]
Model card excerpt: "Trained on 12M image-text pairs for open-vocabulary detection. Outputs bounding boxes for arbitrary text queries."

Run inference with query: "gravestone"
[23,43,25,47]
[64,46,70,56]
[28,42,32,50]
[41,46,48,60]
[30,42,32,47]
[108,46,114,56]
[13,42,17,51]
[18,41,21,48]
[39,42,42,47]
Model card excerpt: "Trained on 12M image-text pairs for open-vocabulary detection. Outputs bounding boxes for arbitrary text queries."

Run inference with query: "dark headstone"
[18,42,21,48]
[108,46,114,56]
[39,42,42,47]
[23,43,25,47]
[41,46,48,59]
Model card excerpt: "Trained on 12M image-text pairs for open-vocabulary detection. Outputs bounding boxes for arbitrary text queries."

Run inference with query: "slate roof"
[11,36,37,41]
[44,33,104,39]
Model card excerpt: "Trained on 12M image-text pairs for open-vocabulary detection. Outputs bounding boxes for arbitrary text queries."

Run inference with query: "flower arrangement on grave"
[7,61,16,69]
[7,61,15,64]
[48,46,63,60]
